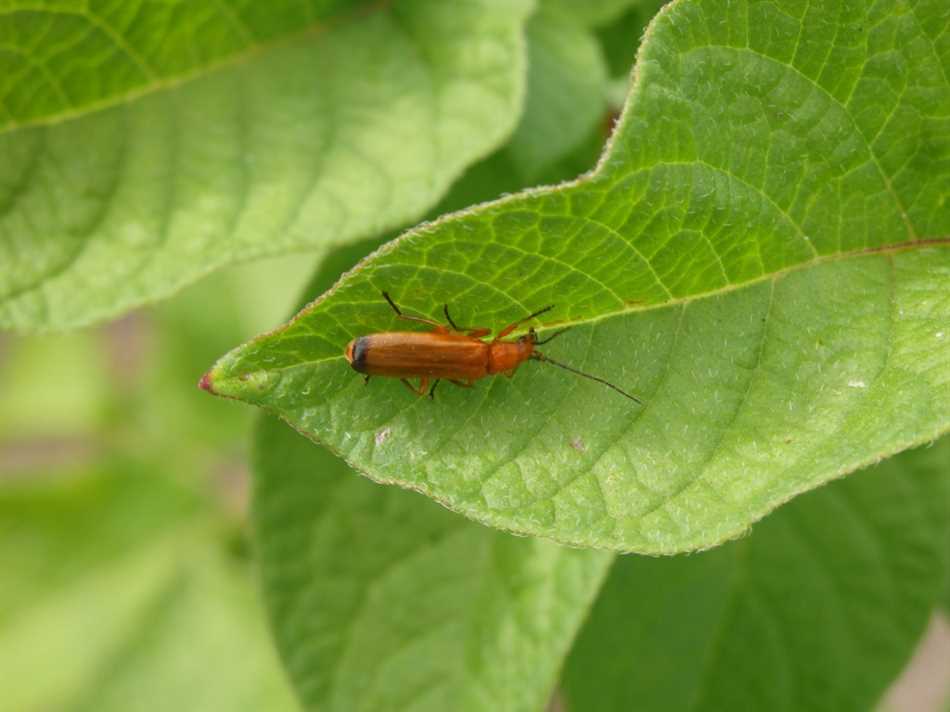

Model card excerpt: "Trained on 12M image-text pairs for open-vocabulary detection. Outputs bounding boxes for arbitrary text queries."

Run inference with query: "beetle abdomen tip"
[347,336,369,372]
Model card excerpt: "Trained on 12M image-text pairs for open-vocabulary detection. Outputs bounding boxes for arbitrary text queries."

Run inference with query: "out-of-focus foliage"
[0,0,534,330]
[0,254,315,709]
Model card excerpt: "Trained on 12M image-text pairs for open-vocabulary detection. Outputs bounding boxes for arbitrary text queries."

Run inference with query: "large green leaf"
[561,437,950,712]
[0,0,533,331]
[0,466,296,712]
[206,0,950,553]
[253,414,610,712]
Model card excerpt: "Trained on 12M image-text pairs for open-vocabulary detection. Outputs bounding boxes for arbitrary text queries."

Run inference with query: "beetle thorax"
[487,338,533,374]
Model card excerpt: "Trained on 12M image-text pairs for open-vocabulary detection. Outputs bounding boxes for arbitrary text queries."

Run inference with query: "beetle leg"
[400,377,429,396]
[443,304,460,330]
[383,291,442,328]
[494,304,555,341]
[363,375,371,385]
[443,303,491,337]
[448,379,474,388]
[428,379,440,399]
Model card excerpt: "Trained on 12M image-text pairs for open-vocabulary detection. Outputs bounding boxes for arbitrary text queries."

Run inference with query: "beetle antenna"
[535,327,570,345]
[531,352,642,403]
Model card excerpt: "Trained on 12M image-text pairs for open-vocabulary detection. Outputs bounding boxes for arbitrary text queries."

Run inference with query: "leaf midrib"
[217,237,950,378]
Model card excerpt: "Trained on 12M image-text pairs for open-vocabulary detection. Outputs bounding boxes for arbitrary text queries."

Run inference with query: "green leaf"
[252,414,611,712]
[0,0,357,129]
[206,0,950,553]
[560,437,950,712]
[0,0,534,331]
[0,466,296,712]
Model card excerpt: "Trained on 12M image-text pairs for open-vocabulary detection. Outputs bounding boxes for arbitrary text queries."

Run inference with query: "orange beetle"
[344,292,641,402]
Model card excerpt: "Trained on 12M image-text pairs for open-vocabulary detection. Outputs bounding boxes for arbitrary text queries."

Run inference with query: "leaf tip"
[198,371,215,394]
[199,365,281,404]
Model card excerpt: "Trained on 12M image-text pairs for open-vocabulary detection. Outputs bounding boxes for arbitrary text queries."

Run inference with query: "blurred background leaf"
[0,250,319,709]
[0,0,358,129]
[0,0,534,331]
[0,465,298,712]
